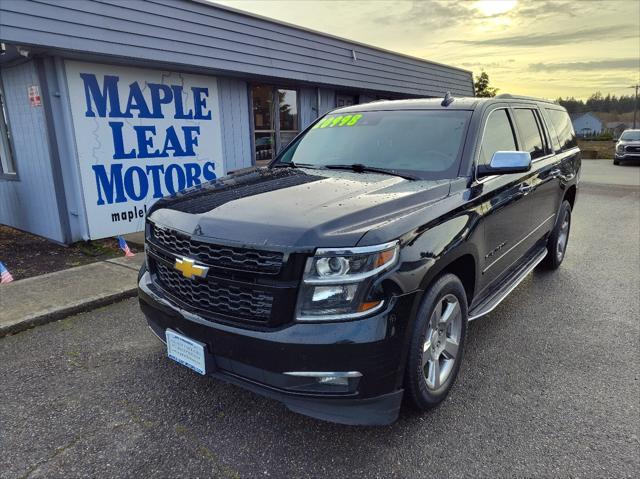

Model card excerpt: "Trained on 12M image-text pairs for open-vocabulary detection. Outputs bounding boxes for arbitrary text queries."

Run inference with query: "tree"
[474,71,498,97]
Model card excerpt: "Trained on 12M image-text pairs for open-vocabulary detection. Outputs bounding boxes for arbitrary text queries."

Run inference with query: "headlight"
[296,241,399,321]
[616,143,624,153]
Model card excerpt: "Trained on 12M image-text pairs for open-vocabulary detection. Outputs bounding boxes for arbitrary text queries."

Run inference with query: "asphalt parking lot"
[1,173,639,478]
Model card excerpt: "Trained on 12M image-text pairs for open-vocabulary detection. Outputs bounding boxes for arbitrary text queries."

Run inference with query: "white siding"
[0,61,64,242]
[0,0,474,97]
[217,77,252,172]
[299,87,318,129]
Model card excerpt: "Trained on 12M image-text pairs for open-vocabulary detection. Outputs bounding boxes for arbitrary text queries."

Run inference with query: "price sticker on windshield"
[312,114,363,129]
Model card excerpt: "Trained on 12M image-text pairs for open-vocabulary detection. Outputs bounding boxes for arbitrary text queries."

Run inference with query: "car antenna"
[441,91,454,107]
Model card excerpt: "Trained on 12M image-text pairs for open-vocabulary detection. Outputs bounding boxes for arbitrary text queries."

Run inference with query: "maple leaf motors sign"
[65,61,224,239]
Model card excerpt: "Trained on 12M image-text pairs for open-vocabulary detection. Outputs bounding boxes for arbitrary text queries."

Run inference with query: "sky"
[214,0,640,100]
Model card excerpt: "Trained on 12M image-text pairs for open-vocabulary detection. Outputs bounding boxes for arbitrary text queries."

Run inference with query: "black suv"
[138,95,580,425]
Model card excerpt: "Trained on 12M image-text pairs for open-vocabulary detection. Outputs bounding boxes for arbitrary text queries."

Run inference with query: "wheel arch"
[417,249,478,308]
[564,184,577,210]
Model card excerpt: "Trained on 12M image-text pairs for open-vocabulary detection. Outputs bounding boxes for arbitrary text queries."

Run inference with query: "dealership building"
[0,0,474,244]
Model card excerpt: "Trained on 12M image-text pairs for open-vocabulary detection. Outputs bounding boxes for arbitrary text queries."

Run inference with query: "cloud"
[513,0,577,19]
[530,58,640,72]
[448,25,638,46]
[373,0,580,31]
[459,60,517,69]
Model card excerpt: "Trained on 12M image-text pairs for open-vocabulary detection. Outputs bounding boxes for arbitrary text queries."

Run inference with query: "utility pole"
[631,84,639,129]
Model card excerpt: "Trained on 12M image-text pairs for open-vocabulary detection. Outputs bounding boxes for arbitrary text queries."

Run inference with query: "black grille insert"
[154,262,274,323]
[152,225,284,275]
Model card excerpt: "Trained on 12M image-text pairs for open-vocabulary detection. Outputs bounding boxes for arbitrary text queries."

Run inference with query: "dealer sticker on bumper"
[165,329,206,375]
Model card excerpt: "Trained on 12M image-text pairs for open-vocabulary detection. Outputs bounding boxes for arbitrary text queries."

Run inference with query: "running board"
[468,248,547,321]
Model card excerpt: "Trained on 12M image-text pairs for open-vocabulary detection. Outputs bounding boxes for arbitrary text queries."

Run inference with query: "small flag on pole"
[117,236,135,257]
[0,261,14,284]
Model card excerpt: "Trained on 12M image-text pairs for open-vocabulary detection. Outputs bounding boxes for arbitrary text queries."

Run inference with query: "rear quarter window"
[546,109,577,152]
[513,109,547,160]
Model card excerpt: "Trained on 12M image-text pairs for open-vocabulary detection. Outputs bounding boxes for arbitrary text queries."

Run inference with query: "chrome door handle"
[550,168,561,177]
[519,184,533,194]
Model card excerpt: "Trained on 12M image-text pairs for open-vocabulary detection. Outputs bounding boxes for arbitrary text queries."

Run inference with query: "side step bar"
[468,248,547,321]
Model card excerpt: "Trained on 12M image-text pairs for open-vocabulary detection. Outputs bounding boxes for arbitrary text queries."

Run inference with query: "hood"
[150,167,452,249]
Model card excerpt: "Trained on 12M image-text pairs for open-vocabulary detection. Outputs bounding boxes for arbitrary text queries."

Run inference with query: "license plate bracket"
[165,329,207,375]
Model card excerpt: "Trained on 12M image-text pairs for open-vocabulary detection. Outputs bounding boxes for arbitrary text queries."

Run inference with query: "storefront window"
[336,94,356,108]
[0,84,16,177]
[278,89,298,149]
[252,85,298,164]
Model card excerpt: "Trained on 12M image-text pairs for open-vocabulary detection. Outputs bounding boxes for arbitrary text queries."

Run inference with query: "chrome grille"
[155,262,274,322]
[152,224,283,274]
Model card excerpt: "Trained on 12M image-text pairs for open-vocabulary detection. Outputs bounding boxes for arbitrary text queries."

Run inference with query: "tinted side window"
[479,109,517,166]
[546,109,577,151]
[514,109,546,160]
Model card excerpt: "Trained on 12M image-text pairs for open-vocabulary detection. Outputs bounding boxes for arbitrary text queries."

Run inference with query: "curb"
[0,256,144,338]
[0,288,138,338]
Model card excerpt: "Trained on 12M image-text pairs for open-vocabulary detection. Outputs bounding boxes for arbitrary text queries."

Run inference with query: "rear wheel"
[405,274,468,410]
[543,200,571,270]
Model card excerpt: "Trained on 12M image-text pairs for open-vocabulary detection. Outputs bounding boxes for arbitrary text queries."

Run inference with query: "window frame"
[474,106,519,183]
[512,107,552,162]
[544,107,578,153]
[0,80,18,180]
[249,84,300,165]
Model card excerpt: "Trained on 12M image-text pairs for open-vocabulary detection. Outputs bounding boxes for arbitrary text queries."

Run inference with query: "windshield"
[274,110,471,180]
[620,130,640,141]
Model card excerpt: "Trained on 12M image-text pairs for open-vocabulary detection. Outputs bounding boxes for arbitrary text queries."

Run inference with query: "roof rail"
[495,93,557,103]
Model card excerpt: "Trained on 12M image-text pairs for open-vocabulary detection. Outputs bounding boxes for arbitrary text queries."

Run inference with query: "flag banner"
[0,261,14,284]
[117,236,135,257]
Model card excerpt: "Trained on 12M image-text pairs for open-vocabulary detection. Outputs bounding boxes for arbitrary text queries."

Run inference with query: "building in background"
[571,112,604,137]
[0,0,474,244]
[606,121,629,138]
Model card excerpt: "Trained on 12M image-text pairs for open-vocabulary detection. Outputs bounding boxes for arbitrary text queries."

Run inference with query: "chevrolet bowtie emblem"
[174,257,209,279]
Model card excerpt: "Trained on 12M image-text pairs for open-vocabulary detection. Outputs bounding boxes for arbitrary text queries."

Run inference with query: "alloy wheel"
[557,210,570,262]
[421,294,462,390]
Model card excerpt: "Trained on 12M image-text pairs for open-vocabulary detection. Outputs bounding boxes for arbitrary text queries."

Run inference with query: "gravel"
[1,183,638,478]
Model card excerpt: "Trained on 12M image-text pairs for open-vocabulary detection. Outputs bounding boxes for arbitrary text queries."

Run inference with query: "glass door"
[252,85,275,164]
[252,86,298,165]
[278,89,298,150]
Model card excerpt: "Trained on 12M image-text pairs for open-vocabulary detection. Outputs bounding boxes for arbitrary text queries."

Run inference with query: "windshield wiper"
[272,162,318,169]
[324,163,420,180]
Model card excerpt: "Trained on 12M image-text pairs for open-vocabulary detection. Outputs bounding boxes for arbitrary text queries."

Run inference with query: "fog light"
[283,371,362,393]
[317,376,349,386]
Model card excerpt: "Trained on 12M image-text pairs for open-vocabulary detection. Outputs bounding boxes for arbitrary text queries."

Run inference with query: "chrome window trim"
[474,106,518,184]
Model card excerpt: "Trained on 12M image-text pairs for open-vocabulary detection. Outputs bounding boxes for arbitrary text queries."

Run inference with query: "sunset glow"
[215,0,640,100]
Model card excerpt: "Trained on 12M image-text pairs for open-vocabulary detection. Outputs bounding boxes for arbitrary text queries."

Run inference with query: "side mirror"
[477,151,532,177]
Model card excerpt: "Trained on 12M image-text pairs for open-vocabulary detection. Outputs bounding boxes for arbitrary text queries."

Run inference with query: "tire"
[543,200,572,270]
[613,158,620,165]
[405,273,468,411]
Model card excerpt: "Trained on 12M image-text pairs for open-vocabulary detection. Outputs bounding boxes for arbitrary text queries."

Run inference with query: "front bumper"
[138,272,418,425]
[615,152,640,160]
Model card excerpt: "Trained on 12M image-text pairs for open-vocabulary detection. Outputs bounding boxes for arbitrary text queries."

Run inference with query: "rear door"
[511,105,561,243]
[475,106,536,294]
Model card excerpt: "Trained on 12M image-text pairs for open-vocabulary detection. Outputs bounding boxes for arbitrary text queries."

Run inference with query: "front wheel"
[543,200,572,270]
[405,274,468,410]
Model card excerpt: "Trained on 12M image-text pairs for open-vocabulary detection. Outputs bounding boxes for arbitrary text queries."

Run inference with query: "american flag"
[0,261,14,284]
[117,236,135,257]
